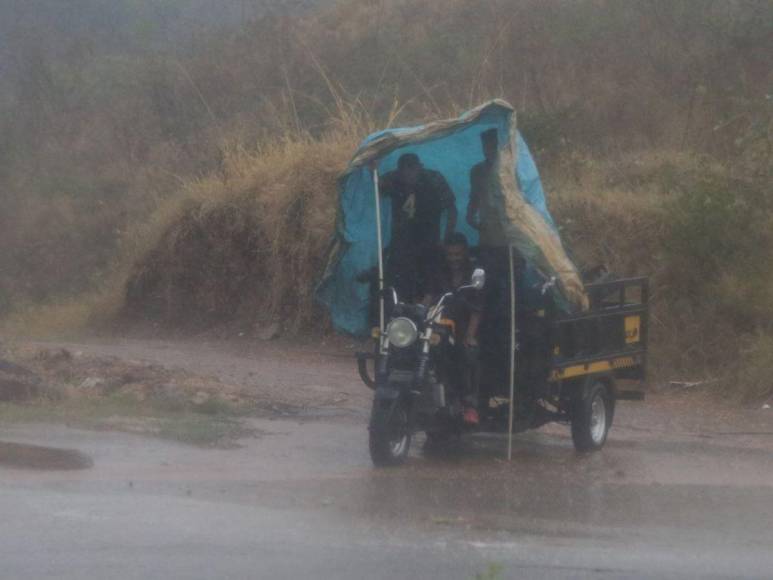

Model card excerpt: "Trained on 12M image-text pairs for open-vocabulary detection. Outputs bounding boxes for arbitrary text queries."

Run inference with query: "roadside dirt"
[0,441,93,470]
[22,336,372,415]
[2,335,773,452]
[3,336,773,580]
[4,343,260,410]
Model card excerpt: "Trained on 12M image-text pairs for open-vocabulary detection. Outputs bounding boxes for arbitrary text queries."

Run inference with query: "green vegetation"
[474,563,504,580]
[736,333,773,404]
[0,394,248,447]
[0,0,771,399]
[0,344,258,445]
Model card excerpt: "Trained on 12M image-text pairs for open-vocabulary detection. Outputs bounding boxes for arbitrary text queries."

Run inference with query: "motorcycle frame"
[369,160,518,459]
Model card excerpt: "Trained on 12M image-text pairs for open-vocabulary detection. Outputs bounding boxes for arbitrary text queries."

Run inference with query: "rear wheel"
[369,401,411,466]
[571,380,613,452]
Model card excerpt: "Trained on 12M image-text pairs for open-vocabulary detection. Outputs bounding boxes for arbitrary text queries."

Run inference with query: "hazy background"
[0,0,771,395]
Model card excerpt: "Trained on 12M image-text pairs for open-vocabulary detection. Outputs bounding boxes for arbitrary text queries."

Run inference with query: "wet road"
[3,339,773,579]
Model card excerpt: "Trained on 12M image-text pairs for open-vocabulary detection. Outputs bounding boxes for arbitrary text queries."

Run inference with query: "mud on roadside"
[0,343,284,446]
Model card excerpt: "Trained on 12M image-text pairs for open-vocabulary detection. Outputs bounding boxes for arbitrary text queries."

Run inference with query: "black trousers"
[450,342,480,406]
[386,244,440,303]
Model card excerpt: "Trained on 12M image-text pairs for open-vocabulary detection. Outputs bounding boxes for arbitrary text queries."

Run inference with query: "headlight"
[386,317,418,348]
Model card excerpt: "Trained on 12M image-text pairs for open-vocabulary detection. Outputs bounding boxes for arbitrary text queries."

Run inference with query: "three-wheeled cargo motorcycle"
[357,267,648,466]
[315,100,647,466]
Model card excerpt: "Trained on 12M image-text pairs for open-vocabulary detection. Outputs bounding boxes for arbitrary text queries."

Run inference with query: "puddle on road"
[0,442,93,470]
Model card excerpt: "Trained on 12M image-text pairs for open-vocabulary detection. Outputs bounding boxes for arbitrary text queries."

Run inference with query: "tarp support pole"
[508,244,517,461]
[372,167,386,354]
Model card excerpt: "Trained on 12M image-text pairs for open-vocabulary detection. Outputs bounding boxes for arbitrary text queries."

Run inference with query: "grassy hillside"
[0,0,320,310]
[1,0,771,396]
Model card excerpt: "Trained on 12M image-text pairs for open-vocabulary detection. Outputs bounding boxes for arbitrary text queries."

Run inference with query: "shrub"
[550,152,773,387]
[122,131,356,333]
[736,333,773,403]
[664,171,773,330]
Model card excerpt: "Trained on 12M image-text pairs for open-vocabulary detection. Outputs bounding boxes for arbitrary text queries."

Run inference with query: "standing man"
[465,128,513,408]
[466,128,506,249]
[380,153,458,302]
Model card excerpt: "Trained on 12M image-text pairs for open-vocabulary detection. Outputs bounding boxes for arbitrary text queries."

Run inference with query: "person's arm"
[445,203,458,242]
[464,283,483,348]
[467,166,481,230]
[436,172,457,242]
[465,311,481,348]
[378,171,395,198]
[466,196,479,231]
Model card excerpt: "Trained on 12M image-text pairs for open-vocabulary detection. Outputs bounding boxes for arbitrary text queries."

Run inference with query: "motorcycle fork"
[373,332,432,433]
[370,391,415,439]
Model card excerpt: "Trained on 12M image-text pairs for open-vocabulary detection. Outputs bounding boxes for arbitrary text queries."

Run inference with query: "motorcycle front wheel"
[369,400,411,467]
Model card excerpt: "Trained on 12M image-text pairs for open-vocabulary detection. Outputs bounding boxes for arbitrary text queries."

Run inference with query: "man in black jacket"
[380,153,458,303]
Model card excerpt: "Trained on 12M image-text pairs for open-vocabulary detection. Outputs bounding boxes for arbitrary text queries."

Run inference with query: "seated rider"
[425,233,482,426]
[380,153,457,303]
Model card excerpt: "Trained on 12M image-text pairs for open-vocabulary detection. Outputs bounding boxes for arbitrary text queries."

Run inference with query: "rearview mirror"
[380,286,399,305]
[471,268,486,290]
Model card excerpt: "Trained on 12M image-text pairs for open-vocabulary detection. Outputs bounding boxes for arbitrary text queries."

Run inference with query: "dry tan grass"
[547,150,773,394]
[122,129,357,333]
[7,122,771,402]
[1,292,120,338]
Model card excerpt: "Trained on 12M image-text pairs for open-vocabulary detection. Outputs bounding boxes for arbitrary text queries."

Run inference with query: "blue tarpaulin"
[317,100,584,335]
